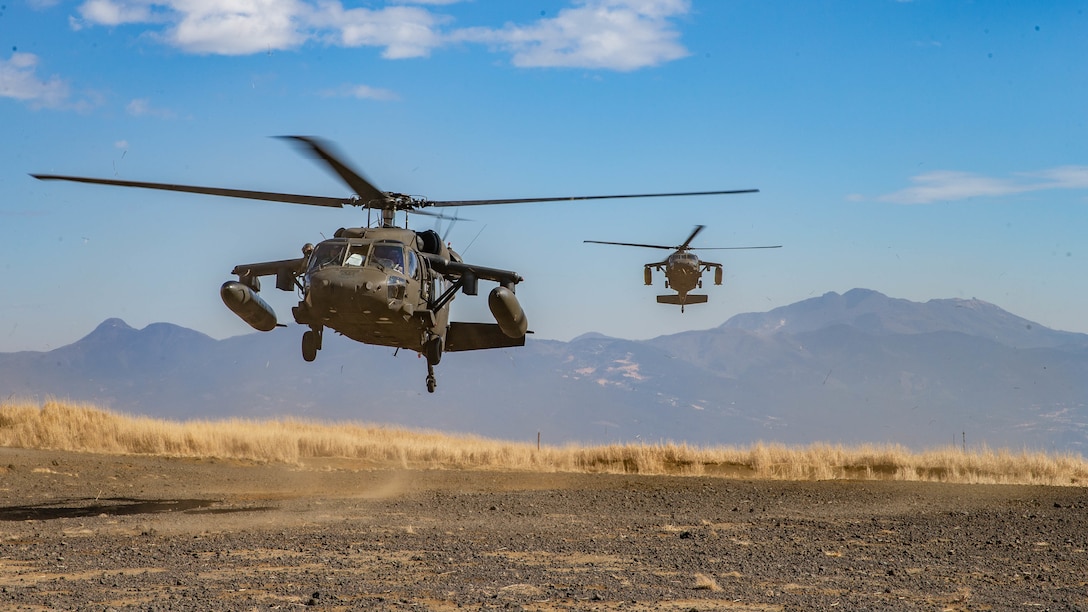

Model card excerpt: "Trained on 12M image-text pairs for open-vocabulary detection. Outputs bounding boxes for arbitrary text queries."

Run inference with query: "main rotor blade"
[427,189,759,207]
[31,174,348,208]
[410,208,472,222]
[690,245,783,250]
[584,240,674,250]
[678,225,705,250]
[278,136,387,205]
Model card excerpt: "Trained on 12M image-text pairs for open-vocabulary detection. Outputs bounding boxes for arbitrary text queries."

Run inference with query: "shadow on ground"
[0,498,274,521]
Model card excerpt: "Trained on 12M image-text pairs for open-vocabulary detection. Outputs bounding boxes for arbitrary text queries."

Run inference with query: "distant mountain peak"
[71,318,214,353]
[94,318,134,332]
[570,332,617,342]
[720,288,1086,349]
[840,287,884,303]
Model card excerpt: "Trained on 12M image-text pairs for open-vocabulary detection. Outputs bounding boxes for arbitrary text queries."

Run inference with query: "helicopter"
[585,225,780,312]
[33,136,758,391]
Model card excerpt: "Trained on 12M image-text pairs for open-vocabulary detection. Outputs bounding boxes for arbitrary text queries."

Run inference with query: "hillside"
[2,289,1086,452]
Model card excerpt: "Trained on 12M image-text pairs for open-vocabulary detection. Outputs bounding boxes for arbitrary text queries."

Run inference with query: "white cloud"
[69,0,691,70]
[879,166,1088,204]
[165,0,310,55]
[126,97,177,118]
[315,5,446,59]
[454,0,691,71]
[319,83,400,101]
[0,53,71,109]
[78,0,156,26]
[73,0,445,57]
[1023,166,1088,190]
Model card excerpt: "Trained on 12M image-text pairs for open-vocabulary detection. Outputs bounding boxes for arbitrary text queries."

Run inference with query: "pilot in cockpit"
[307,242,346,272]
[371,244,404,273]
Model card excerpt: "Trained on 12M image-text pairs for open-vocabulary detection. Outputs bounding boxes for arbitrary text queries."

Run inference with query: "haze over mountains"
[3,289,1085,453]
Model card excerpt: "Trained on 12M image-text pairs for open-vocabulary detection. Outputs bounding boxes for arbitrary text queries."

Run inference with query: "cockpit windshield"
[306,241,409,275]
[371,244,405,273]
[344,244,369,266]
[307,241,346,272]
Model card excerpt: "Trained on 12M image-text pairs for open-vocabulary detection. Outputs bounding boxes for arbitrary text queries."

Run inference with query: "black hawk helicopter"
[585,225,780,312]
[33,137,758,391]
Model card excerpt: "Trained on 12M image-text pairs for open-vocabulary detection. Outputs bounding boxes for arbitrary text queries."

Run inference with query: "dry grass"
[2,399,1086,486]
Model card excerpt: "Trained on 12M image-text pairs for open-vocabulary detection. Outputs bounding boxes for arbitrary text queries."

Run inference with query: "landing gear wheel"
[426,363,437,393]
[302,330,319,362]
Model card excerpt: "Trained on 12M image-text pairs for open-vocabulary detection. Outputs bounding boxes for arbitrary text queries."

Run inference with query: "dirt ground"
[0,447,1086,611]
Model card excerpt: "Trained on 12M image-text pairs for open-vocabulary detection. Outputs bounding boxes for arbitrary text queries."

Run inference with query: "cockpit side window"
[371,244,405,273]
[406,250,419,278]
[307,242,346,272]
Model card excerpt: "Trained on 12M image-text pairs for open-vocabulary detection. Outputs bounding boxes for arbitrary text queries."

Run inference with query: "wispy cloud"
[879,166,1088,204]
[1023,166,1088,190]
[68,0,692,70]
[0,53,71,109]
[77,0,158,26]
[126,97,178,118]
[319,84,400,101]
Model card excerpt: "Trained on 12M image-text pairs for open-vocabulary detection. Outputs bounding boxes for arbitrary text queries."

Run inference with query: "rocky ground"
[0,447,1086,611]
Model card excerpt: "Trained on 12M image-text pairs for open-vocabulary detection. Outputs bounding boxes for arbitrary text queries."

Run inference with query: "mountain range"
[3,288,1086,453]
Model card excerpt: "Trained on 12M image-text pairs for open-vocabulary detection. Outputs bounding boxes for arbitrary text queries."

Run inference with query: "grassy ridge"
[2,399,1086,486]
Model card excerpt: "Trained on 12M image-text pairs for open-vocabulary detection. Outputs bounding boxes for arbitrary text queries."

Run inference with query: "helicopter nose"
[361,279,390,302]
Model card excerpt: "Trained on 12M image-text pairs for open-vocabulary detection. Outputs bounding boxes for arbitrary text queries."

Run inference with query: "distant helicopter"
[33,137,759,391]
[585,225,780,312]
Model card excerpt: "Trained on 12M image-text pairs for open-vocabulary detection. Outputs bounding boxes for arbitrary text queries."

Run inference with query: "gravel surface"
[1,447,1086,611]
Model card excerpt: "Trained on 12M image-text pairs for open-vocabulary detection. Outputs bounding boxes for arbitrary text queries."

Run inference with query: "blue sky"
[2,0,1086,352]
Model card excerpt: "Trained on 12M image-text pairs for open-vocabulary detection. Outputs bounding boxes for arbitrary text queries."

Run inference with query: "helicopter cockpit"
[305,240,419,278]
[307,241,348,272]
[671,251,700,265]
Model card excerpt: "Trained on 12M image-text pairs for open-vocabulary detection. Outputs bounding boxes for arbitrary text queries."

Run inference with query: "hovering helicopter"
[585,225,780,312]
[33,137,758,391]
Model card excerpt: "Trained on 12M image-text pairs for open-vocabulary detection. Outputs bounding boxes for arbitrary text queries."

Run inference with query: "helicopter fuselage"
[662,251,703,296]
[645,248,723,312]
[221,223,528,392]
[291,228,448,354]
